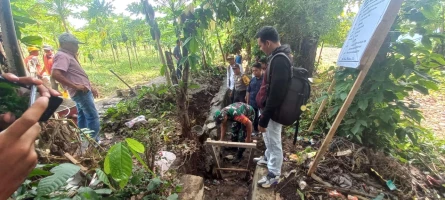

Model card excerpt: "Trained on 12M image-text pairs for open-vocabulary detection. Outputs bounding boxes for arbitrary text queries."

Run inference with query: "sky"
[68,0,144,29]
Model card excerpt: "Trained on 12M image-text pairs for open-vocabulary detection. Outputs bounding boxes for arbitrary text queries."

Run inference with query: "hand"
[0,73,58,198]
[245,137,252,143]
[91,87,99,98]
[0,73,60,130]
[258,125,266,133]
[74,84,89,93]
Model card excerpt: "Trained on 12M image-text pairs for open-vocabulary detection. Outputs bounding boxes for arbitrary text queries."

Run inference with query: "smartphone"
[0,76,63,121]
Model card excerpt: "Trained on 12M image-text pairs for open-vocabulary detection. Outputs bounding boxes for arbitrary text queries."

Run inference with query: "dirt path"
[95,76,166,116]
[410,91,445,138]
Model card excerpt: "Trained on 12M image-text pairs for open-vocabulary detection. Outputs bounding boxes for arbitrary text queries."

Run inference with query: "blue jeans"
[72,91,100,141]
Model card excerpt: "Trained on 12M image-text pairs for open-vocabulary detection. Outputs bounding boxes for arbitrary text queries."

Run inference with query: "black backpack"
[266,53,311,145]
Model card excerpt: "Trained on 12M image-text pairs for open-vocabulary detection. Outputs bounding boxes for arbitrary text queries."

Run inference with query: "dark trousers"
[234,90,246,103]
[176,62,182,80]
[253,107,259,132]
[231,122,247,159]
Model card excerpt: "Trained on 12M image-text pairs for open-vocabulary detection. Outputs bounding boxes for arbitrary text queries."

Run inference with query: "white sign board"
[337,0,392,68]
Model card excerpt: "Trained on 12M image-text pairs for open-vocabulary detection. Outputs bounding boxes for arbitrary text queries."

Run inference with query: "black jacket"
[259,45,292,128]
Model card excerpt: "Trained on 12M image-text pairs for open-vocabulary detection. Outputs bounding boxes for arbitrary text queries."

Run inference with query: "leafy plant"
[37,163,81,197]
[103,138,154,189]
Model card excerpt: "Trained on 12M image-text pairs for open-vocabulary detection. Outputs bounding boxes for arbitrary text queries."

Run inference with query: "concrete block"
[178,174,204,200]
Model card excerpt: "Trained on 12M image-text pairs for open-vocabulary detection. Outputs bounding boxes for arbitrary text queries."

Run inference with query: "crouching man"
[213,102,254,163]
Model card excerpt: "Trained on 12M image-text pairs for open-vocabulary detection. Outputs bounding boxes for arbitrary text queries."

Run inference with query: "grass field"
[79,48,162,98]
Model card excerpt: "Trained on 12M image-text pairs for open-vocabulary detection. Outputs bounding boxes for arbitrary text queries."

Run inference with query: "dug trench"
[178,75,268,200]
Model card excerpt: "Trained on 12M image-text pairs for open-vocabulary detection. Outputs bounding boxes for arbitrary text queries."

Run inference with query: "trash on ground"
[336,149,353,156]
[154,151,176,176]
[328,190,346,199]
[299,180,307,190]
[125,115,147,128]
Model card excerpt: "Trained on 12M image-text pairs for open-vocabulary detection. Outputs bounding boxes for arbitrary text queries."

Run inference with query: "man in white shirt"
[226,55,243,103]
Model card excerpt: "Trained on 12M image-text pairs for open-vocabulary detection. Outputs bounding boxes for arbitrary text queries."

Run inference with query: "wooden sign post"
[308,0,404,176]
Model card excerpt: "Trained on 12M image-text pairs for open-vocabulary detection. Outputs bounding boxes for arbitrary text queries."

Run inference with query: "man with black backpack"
[254,26,311,188]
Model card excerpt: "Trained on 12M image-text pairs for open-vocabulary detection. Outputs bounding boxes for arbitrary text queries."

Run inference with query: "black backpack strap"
[293,118,300,145]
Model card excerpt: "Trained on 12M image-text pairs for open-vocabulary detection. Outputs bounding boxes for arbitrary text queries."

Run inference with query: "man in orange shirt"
[42,45,58,90]
[24,46,44,79]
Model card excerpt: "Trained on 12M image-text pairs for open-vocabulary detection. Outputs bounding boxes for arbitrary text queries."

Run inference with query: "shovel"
[109,69,136,96]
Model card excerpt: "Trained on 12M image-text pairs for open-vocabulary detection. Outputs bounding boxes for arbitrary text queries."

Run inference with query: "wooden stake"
[205,139,257,148]
[64,153,88,171]
[308,0,403,176]
[308,79,336,132]
[216,168,250,172]
[211,145,223,178]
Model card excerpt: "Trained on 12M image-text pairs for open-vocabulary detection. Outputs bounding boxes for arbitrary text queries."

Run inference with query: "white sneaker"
[259,173,279,188]
[253,156,264,162]
[257,175,268,185]
[254,156,268,166]
[257,159,267,167]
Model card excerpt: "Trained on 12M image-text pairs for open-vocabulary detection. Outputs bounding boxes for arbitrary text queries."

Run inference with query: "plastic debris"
[289,154,299,162]
[224,155,234,160]
[125,115,147,128]
[336,149,353,156]
[328,190,345,199]
[154,151,176,176]
[348,195,358,200]
[373,193,385,200]
[386,180,397,191]
[299,180,307,190]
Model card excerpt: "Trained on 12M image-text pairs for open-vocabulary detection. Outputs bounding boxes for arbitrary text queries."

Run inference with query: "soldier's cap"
[58,33,85,44]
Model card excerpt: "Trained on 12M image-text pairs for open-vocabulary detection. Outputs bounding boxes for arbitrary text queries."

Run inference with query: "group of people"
[214,26,292,188]
[0,26,289,197]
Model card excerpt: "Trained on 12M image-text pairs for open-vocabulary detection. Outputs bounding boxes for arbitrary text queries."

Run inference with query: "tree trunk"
[296,36,319,77]
[0,0,26,76]
[0,40,9,73]
[110,43,117,66]
[132,43,141,66]
[61,16,69,33]
[165,51,178,84]
[156,39,172,85]
[246,41,252,65]
[215,25,225,63]
[201,48,208,69]
[125,42,133,70]
[179,42,191,138]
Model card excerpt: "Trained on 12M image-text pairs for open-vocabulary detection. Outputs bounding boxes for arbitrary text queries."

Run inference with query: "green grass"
[80,48,162,98]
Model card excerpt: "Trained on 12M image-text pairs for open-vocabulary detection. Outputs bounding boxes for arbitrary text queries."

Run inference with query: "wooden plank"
[205,139,257,148]
[308,79,336,132]
[308,0,403,176]
[245,148,254,179]
[216,168,250,172]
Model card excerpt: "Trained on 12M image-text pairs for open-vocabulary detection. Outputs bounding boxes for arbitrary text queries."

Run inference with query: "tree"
[268,0,349,76]
[141,0,172,85]
[43,0,84,33]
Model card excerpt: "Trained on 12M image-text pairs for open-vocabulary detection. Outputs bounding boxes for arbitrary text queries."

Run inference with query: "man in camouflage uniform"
[214,102,255,163]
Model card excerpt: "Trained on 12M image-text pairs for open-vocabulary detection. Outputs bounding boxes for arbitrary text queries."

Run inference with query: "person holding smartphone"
[51,33,100,141]
[0,73,60,199]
